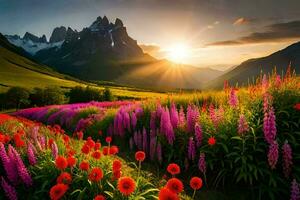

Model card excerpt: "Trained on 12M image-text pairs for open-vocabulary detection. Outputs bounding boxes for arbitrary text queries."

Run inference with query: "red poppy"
[158,187,179,200]
[57,172,72,185]
[55,156,68,170]
[67,157,76,168]
[81,144,90,154]
[135,151,146,162]
[79,161,90,171]
[117,177,136,196]
[113,160,122,171]
[113,170,121,180]
[88,168,103,182]
[63,135,70,144]
[94,195,106,200]
[67,149,76,157]
[49,183,68,200]
[294,103,300,111]
[105,136,112,143]
[167,163,180,175]
[48,138,54,148]
[102,146,109,155]
[109,146,119,155]
[92,151,102,159]
[166,178,184,194]
[190,177,203,190]
[208,136,216,146]
[86,138,95,148]
[94,142,101,150]
[77,131,83,140]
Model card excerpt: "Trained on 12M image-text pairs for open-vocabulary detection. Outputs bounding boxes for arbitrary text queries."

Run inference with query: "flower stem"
[192,189,196,199]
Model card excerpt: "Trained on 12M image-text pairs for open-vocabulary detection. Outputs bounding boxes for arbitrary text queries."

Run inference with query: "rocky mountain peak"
[50,26,67,43]
[23,32,40,43]
[115,18,123,27]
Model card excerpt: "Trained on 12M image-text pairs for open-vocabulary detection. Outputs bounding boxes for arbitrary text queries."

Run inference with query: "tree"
[102,87,113,101]
[43,87,65,105]
[5,87,30,110]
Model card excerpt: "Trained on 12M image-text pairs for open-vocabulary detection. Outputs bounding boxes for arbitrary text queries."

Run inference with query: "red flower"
[92,151,102,159]
[55,156,68,170]
[63,135,70,144]
[113,160,122,171]
[167,163,180,175]
[105,136,112,143]
[117,177,136,196]
[98,130,103,136]
[94,195,106,200]
[86,138,95,148]
[88,168,103,182]
[81,144,90,154]
[67,157,76,168]
[190,177,203,190]
[57,172,72,185]
[158,187,179,200]
[48,138,54,148]
[77,131,83,140]
[135,151,146,162]
[166,178,184,194]
[113,170,121,180]
[208,137,216,146]
[294,103,300,111]
[109,146,119,155]
[79,161,90,171]
[49,183,68,200]
[102,146,109,155]
[94,142,101,151]
[67,149,76,157]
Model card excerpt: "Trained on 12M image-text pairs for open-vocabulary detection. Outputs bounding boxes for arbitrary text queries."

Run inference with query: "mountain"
[0,33,85,92]
[205,41,300,89]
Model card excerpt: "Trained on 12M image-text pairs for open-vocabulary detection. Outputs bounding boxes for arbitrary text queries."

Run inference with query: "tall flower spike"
[229,88,238,108]
[290,179,300,200]
[282,141,293,178]
[238,114,249,135]
[194,123,203,147]
[188,137,196,161]
[27,143,37,166]
[1,177,18,200]
[267,141,278,170]
[178,106,186,128]
[51,142,58,159]
[0,143,18,185]
[263,107,276,144]
[198,153,206,174]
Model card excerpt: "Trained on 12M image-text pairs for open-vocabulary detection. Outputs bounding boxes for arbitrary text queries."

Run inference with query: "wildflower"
[294,103,300,111]
[194,123,203,147]
[88,168,103,182]
[112,159,122,172]
[117,177,136,196]
[198,153,206,174]
[166,178,184,194]
[229,88,239,108]
[55,156,68,170]
[113,170,121,180]
[190,177,203,190]
[187,105,199,133]
[188,137,196,160]
[208,136,216,146]
[0,143,18,185]
[238,114,249,135]
[263,107,277,144]
[290,179,300,200]
[178,106,186,128]
[157,142,162,163]
[81,144,90,154]
[57,172,72,185]
[51,142,58,159]
[106,136,112,144]
[282,141,293,178]
[94,142,101,151]
[160,107,175,145]
[131,112,137,130]
[67,157,76,168]
[92,151,102,159]
[170,102,179,128]
[268,141,279,169]
[109,145,119,155]
[142,128,148,153]
[79,161,89,171]
[49,183,68,200]
[1,177,18,200]
[135,151,146,162]
[94,195,106,200]
[167,163,180,176]
[86,137,95,148]
[27,143,37,165]
[158,187,179,200]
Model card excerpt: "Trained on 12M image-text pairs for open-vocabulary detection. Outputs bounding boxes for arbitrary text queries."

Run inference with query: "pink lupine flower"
[238,114,249,135]
[1,177,18,200]
[187,105,199,133]
[51,142,58,159]
[0,143,18,185]
[274,75,281,88]
[188,137,196,161]
[263,107,276,144]
[290,179,300,200]
[160,107,175,145]
[282,141,293,178]
[194,123,203,147]
[198,153,206,174]
[261,74,269,92]
[178,106,186,128]
[267,141,278,170]
[27,143,37,166]
[228,88,239,108]
[170,102,179,128]
[131,112,137,131]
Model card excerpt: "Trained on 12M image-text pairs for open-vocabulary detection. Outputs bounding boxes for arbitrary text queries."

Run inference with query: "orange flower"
[92,151,102,159]
[88,168,103,182]
[167,163,180,175]
[113,160,122,171]
[94,194,106,200]
[158,187,179,200]
[55,156,68,170]
[49,183,68,200]
[166,178,184,194]
[79,161,90,171]
[117,177,136,196]
[56,172,72,185]
[135,151,146,162]
[67,157,76,168]
[105,136,112,143]
[208,136,216,146]
[190,177,203,190]
[109,146,119,155]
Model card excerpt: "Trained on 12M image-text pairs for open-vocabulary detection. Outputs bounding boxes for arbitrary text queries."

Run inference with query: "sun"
[167,44,189,63]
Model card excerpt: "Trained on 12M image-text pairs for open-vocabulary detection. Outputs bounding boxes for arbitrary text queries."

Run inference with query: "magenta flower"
[282,141,293,178]
[160,107,175,145]
[194,123,203,147]
[263,107,277,144]
[291,179,300,200]
[1,177,18,200]
[261,74,269,92]
[27,143,37,166]
[267,141,278,170]
[170,102,179,128]
[238,114,249,135]
[188,137,196,161]
[198,152,206,174]
[131,112,137,130]
[0,143,18,185]
[51,142,58,160]
[187,105,199,133]
[228,88,239,108]
[178,106,186,128]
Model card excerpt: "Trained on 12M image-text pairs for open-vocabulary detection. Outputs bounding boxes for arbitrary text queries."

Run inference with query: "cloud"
[207,20,300,46]
[233,17,252,25]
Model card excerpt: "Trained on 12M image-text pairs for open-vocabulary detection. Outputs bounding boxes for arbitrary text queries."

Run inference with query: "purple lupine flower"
[150,111,156,134]
[156,142,162,164]
[229,88,239,108]
[142,127,148,153]
[124,111,131,132]
[178,106,186,128]
[187,105,199,133]
[129,137,134,150]
[160,107,175,145]
[27,143,37,166]
[188,137,196,161]
[263,92,272,113]
[290,179,300,200]
[156,103,163,119]
[267,141,278,169]
[198,153,206,174]
[238,114,249,135]
[282,141,293,178]
[51,142,58,159]
[194,123,203,147]
[133,131,138,147]
[131,112,137,131]
[263,107,276,144]
[39,136,46,150]
[170,102,179,128]
[149,131,157,161]
[209,104,217,127]
[8,145,32,187]
[0,143,18,185]
[1,177,18,200]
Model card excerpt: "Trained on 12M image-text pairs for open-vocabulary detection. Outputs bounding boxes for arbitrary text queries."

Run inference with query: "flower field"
[1,70,300,199]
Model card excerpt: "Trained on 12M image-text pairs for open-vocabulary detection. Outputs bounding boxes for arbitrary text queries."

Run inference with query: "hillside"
[205,41,300,89]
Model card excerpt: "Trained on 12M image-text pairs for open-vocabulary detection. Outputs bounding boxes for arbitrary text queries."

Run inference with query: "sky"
[1,0,300,70]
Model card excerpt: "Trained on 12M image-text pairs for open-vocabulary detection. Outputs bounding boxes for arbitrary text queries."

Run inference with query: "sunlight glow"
[166,44,189,63]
